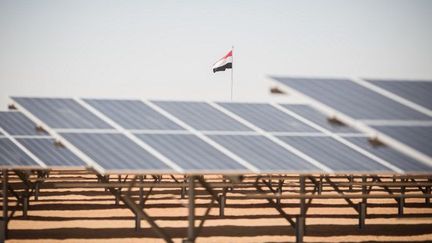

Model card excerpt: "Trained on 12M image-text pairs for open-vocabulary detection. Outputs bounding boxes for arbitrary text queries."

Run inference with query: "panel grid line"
[352,77,432,117]
[208,102,334,173]
[0,127,47,168]
[144,100,259,173]
[11,99,107,174]
[271,78,432,167]
[272,103,404,173]
[75,98,184,173]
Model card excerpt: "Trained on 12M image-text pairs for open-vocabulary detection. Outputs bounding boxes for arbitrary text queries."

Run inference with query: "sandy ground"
[4,172,432,243]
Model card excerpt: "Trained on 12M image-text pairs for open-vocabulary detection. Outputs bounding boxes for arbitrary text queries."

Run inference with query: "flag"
[212,50,233,73]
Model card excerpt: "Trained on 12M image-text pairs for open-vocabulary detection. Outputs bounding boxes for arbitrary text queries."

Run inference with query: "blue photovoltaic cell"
[277,136,390,172]
[60,133,173,171]
[372,126,432,157]
[136,134,248,172]
[281,104,360,134]
[85,99,184,130]
[218,103,319,133]
[0,138,40,167]
[0,112,48,136]
[346,137,432,172]
[12,97,113,129]
[272,77,430,120]
[18,138,85,167]
[367,80,432,110]
[209,135,319,172]
[153,101,251,131]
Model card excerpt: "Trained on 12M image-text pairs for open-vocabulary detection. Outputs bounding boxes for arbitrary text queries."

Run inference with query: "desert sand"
[5,171,432,243]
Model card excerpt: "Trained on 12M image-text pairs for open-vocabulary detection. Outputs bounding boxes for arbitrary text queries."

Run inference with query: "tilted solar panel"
[371,126,432,157]
[136,134,250,173]
[153,101,251,131]
[0,111,48,136]
[12,97,113,129]
[277,136,391,172]
[346,137,432,172]
[84,99,184,130]
[366,80,432,110]
[272,77,430,120]
[17,138,84,167]
[218,103,319,133]
[60,133,175,172]
[0,138,41,168]
[209,135,320,172]
[281,104,360,134]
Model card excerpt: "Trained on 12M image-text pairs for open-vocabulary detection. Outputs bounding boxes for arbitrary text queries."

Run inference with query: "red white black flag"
[212,50,233,73]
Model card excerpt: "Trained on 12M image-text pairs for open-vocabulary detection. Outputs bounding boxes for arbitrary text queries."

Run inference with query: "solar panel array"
[272,77,432,167]
[8,97,432,175]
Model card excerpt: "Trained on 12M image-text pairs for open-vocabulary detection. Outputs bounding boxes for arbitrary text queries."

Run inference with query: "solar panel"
[84,99,184,130]
[218,103,319,133]
[272,77,430,120]
[60,133,174,172]
[17,138,84,167]
[12,97,113,129]
[0,138,41,168]
[277,136,391,172]
[281,104,360,134]
[366,80,432,110]
[153,101,251,131]
[135,134,249,172]
[209,135,320,172]
[371,126,432,157]
[346,137,432,172]
[0,111,48,136]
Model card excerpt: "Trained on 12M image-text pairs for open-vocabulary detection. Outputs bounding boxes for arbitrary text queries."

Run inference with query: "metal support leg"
[181,176,187,199]
[426,179,431,206]
[34,182,39,201]
[358,202,366,228]
[184,176,195,243]
[22,196,29,218]
[135,214,141,231]
[1,169,8,242]
[399,179,405,216]
[219,194,225,217]
[276,187,281,205]
[398,196,404,216]
[297,176,306,242]
[295,216,304,243]
[139,176,144,208]
[357,176,367,228]
[318,178,322,195]
[349,175,353,191]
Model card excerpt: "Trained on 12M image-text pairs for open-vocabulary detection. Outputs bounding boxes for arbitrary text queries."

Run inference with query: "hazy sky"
[1,0,431,110]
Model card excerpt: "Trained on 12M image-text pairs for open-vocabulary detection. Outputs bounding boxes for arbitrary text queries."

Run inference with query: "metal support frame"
[324,176,359,213]
[1,170,8,243]
[97,174,173,243]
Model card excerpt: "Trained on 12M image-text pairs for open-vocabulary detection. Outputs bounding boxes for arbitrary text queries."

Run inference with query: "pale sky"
[1,0,432,110]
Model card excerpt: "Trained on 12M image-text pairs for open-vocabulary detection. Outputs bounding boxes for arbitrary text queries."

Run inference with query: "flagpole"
[230,46,234,101]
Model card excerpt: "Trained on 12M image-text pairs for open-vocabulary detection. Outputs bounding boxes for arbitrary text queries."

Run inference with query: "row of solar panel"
[272,77,432,120]
[12,98,359,133]
[2,98,431,174]
[272,78,432,158]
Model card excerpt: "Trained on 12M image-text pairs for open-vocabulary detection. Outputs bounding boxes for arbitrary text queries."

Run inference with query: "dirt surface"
[5,173,432,243]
